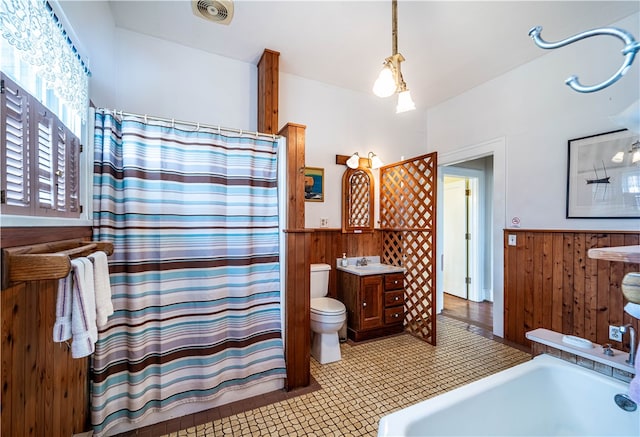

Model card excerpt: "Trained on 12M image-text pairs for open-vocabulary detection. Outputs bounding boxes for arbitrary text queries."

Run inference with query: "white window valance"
[0,0,90,135]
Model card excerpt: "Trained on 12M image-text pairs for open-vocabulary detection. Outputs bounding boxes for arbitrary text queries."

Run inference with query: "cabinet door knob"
[394,280,398,284]
[362,302,367,307]
[394,296,399,301]
[394,313,399,318]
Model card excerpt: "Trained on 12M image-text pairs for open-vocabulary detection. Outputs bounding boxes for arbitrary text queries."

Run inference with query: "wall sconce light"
[368,152,383,169]
[346,153,360,169]
[340,152,384,169]
[372,0,415,113]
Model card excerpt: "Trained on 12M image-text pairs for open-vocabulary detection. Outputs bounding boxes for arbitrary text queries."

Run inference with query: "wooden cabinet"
[338,271,404,342]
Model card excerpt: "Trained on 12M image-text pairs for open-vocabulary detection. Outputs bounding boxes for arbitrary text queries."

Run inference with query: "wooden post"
[278,122,311,390]
[257,49,279,134]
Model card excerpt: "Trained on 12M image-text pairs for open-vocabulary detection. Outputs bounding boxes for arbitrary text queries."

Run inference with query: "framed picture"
[304,167,324,202]
[567,129,640,218]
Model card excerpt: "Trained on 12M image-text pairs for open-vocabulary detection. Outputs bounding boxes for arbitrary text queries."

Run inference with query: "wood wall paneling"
[1,227,92,436]
[504,230,640,350]
[257,49,279,135]
[309,229,383,299]
[2,280,89,436]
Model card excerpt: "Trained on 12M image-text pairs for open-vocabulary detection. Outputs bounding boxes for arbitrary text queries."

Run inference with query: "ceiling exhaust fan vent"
[192,0,234,25]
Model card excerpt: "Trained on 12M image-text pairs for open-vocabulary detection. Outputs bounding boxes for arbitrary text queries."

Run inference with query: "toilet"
[310,263,346,364]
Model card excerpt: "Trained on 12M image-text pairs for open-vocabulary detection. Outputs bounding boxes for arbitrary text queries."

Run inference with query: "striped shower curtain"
[91,110,286,435]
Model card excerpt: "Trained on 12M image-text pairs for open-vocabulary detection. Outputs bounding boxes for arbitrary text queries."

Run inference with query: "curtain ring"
[218,126,221,135]
[196,122,200,131]
[144,114,148,124]
[239,129,243,136]
[171,119,175,128]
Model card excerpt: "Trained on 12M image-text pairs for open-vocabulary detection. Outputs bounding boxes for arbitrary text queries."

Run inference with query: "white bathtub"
[378,354,639,436]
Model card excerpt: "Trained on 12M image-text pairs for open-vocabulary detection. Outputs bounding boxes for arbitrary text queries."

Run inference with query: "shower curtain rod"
[97,108,280,141]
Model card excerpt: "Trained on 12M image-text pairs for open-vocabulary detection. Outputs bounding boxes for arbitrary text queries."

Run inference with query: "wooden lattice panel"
[380,154,436,230]
[380,153,437,345]
[348,171,371,227]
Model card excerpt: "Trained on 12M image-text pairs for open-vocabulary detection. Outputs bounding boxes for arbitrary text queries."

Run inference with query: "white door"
[443,176,468,299]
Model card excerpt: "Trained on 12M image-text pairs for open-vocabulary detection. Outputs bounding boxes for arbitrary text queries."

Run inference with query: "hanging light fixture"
[372,0,415,113]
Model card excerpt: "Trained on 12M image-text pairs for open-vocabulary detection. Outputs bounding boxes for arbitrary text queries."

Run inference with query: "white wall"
[428,12,640,232]
[279,74,427,229]
[428,12,640,337]
[59,0,428,231]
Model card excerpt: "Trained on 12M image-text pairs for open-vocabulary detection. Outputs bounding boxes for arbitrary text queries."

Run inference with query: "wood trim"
[257,49,279,135]
[504,230,640,349]
[1,227,92,249]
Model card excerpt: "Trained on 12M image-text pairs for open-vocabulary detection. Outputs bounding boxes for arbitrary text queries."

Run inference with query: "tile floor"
[158,317,530,437]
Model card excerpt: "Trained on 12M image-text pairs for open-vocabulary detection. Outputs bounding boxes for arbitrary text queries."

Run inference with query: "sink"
[356,264,395,271]
[338,263,405,276]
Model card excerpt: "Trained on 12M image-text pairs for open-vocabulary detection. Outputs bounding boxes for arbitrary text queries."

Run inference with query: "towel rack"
[2,238,114,289]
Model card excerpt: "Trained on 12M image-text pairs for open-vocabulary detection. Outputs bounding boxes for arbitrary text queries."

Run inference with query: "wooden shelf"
[2,238,114,289]
[587,245,640,263]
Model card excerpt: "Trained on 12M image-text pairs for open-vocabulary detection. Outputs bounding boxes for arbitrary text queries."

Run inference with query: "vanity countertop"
[336,256,406,276]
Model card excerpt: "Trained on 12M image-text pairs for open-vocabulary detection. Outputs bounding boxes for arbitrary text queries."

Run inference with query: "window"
[1,72,81,217]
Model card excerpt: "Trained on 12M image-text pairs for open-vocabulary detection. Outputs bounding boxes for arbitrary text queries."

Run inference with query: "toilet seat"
[311,297,346,315]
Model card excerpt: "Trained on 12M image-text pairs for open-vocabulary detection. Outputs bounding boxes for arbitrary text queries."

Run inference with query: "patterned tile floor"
[163,317,530,436]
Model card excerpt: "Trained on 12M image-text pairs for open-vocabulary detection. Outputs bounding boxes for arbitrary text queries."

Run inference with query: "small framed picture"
[304,167,324,202]
[567,129,640,218]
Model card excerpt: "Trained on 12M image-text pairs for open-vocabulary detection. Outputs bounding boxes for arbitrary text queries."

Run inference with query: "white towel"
[88,251,113,327]
[624,303,640,319]
[53,270,73,342]
[70,257,98,358]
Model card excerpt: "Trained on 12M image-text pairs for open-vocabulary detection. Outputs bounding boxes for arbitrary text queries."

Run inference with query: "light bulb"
[373,66,396,98]
[396,89,416,113]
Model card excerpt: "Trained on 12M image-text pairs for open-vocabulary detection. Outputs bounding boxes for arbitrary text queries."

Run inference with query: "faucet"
[356,257,368,266]
[619,324,636,366]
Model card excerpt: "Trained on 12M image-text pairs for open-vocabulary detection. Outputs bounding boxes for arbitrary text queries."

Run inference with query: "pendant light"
[372,0,415,113]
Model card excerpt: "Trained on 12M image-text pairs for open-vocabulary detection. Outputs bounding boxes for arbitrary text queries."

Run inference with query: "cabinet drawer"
[384,306,404,324]
[384,273,404,290]
[384,290,403,307]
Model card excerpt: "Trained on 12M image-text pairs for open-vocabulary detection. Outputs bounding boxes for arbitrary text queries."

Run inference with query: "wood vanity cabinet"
[338,271,405,342]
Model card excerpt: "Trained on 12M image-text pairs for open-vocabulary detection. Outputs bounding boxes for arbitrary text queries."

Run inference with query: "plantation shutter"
[1,72,82,218]
[36,107,55,212]
[1,74,31,214]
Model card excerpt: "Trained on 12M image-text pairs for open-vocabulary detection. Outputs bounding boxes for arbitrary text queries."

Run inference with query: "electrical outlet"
[320,218,329,228]
[508,235,517,246]
[609,325,623,342]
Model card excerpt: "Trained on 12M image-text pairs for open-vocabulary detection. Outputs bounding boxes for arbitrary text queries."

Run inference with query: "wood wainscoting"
[309,229,383,300]
[2,227,93,436]
[504,230,640,350]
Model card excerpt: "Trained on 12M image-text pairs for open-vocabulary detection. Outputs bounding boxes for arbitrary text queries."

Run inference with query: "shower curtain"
[91,110,286,435]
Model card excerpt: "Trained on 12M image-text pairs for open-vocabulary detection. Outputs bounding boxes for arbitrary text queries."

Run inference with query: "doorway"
[439,157,493,331]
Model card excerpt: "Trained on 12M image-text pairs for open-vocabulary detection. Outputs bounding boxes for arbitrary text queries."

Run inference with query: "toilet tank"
[310,263,331,298]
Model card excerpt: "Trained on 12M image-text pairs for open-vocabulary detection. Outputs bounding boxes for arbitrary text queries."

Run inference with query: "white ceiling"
[108,1,640,110]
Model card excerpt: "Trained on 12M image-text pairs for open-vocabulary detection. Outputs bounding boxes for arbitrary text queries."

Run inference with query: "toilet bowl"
[310,264,346,364]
